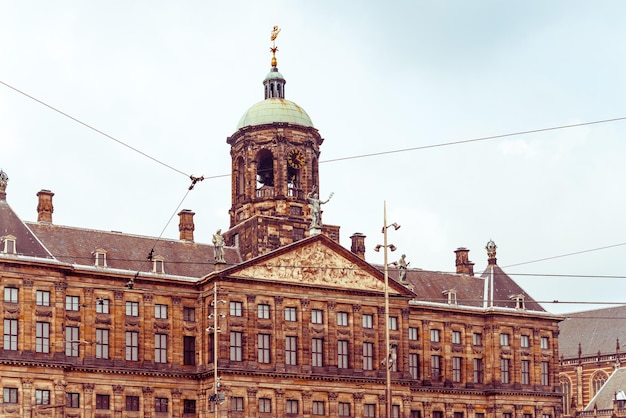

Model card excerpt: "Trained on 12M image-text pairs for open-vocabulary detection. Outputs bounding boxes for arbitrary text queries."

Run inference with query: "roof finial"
[270,25,281,67]
[0,169,8,201]
[486,239,497,265]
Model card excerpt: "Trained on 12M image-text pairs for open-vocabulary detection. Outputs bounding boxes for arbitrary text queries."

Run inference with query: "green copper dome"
[236,98,314,129]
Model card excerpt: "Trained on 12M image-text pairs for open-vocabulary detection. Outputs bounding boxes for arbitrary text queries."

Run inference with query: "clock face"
[287,149,305,169]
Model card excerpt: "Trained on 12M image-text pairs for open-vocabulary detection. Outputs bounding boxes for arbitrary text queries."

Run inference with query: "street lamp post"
[207,282,226,418]
[375,201,400,418]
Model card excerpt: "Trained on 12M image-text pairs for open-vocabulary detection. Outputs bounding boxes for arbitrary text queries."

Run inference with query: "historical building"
[558,305,626,418]
[0,29,563,418]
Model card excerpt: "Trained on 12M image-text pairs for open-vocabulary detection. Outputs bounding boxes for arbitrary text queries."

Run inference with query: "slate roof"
[384,264,545,311]
[25,222,242,279]
[0,198,51,259]
[585,367,626,410]
[559,305,626,358]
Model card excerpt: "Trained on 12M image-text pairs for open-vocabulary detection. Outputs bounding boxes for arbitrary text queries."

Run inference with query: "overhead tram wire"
[502,242,626,268]
[0,80,191,179]
[3,79,626,182]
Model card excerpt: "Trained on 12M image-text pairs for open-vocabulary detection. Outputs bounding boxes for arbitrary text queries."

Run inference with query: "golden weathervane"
[270,25,281,67]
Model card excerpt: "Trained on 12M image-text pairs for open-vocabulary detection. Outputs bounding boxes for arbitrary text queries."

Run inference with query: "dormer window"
[93,249,107,267]
[153,256,165,274]
[443,289,457,305]
[510,294,526,310]
[2,235,16,254]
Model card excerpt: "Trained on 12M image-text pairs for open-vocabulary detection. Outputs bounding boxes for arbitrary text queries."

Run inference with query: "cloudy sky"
[1,1,625,315]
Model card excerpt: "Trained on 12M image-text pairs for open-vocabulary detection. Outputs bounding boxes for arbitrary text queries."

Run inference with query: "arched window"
[560,375,572,416]
[256,150,274,189]
[592,371,608,397]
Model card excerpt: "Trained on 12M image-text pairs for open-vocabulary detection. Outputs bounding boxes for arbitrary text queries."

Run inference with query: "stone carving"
[235,241,388,291]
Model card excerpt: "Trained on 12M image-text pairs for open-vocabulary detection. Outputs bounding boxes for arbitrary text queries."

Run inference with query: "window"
[337,311,348,326]
[473,332,482,346]
[126,301,139,316]
[500,333,510,346]
[593,372,608,395]
[155,333,167,363]
[3,387,18,403]
[473,358,484,383]
[285,307,297,322]
[364,404,376,417]
[258,334,271,363]
[408,327,419,341]
[96,298,110,314]
[183,307,196,322]
[521,334,530,348]
[362,313,373,329]
[541,361,550,385]
[96,329,110,359]
[540,336,549,349]
[286,336,297,365]
[451,330,461,344]
[258,304,270,319]
[4,287,18,303]
[286,399,299,414]
[153,258,164,273]
[409,353,420,379]
[126,395,140,411]
[430,329,440,342]
[66,295,79,311]
[311,309,323,324]
[66,392,80,408]
[431,355,442,381]
[389,316,398,330]
[259,398,272,413]
[96,394,110,409]
[411,411,422,418]
[521,359,531,384]
[3,319,17,351]
[184,399,196,414]
[94,250,107,267]
[392,405,400,418]
[66,326,79,357]
[36,290,50,306]
[208,333,214,363]
[230,301,242,316]
[339,402,351,416]
[36,322,50,353]
[338,340,349,368]
[313,400,325,415]
[363,342,374,370]
[452,357,462,382]
[35,389,50,405]
[476,414,485,418]
[504,413,513,418]
[155,397,168,412]
[454,413,464,418]
[501,358,510,383]
[312,338,323,367]
[523,414,533,418]
[231,396,244,411]
[2,236,16,254]
[434,411,444,418]
[126,331,139,361]
[155,304,168,319]
[184,336,196,365]
[230,331,243,361]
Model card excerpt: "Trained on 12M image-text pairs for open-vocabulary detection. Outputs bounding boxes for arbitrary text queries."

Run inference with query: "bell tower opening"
[256,150,275,198]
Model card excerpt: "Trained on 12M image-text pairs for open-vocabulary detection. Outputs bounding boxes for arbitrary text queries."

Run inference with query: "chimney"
[350,232,366,260]
[37,189,54,223]
[178,209,195,241]
[454,247,474,276]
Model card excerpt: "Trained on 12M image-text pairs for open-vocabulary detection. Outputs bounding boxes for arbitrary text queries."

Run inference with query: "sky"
[1,1,625,315]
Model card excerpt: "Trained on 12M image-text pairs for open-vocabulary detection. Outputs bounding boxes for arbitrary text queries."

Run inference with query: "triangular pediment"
[228,238,401,294]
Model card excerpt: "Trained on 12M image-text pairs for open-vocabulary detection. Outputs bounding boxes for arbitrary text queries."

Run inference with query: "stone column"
[328,392,338,416]
[142,386,154,418]
[22,379,33,418]
[302,391,312,417]
[275,390,285,417]
[353,392,364,417]
[171,388,182,417]
[113,385,124,417]
[247,388,258,416]
[83,383,94,418]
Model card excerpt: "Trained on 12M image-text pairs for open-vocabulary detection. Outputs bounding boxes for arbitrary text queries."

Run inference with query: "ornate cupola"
[223,26,339,261]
